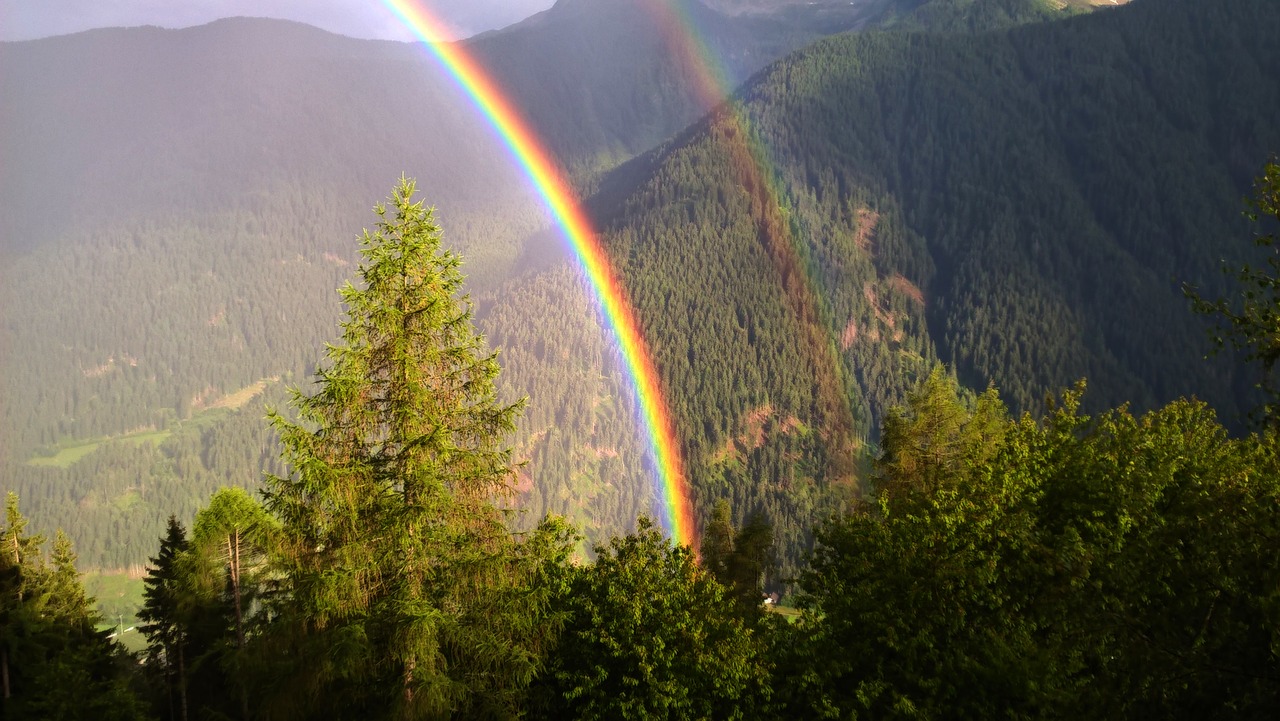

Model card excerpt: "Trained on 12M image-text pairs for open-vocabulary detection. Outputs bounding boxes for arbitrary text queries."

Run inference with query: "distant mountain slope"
[737,0,1279,417]
[0,20,536,252]
[468,0,883,179]
[467,0,1092,179]
[0,0,1190,569]
[576,0,1280,566]
[0,1,886,566]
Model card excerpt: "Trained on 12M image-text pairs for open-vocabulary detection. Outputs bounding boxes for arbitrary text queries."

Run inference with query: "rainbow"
[380,0,699,547]
[642,1,862,479]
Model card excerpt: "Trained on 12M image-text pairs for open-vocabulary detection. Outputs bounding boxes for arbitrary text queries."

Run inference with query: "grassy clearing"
[87,574,149,653]
[27,441,104,467]
[768,604,803,624]
[23,377,277,468]
[86,572,145,627]
[208,377,276,411]
[26,428,171,468]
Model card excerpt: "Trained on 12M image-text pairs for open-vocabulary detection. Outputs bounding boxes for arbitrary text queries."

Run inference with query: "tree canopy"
[256,178,568,720]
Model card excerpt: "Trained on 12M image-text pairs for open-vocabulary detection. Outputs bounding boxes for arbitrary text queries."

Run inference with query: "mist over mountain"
[0,0,558,42]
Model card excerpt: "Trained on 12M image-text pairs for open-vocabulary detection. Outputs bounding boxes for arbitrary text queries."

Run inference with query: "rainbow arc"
[382,0,698,548]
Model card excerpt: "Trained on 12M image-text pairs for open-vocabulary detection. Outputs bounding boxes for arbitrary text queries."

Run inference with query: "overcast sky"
[0,0,558,42]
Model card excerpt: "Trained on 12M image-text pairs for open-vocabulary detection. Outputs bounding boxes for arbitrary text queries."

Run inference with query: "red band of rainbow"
[382,0,698,549]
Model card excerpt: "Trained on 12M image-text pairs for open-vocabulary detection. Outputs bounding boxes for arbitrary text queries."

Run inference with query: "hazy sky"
[0,0,558,42]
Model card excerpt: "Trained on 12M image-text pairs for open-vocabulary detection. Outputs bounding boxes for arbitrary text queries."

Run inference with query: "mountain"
[0,0,896,567]
[1,0,1251,574]
[467,0,890,179]
[560,0,1280,568]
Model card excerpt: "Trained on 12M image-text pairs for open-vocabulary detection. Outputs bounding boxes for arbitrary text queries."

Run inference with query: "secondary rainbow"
[642,0,862,476]
[380,0,698,547]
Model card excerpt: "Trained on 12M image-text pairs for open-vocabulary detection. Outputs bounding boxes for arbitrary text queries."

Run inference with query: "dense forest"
[0,0,1166,574]
[0,0,936,570]
[573,0,1280,570]
[2,0,1280,678]
[5,169,1278,718]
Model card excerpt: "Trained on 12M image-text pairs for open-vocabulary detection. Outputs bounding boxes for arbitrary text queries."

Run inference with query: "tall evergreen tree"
[192,488,273,656]
[139,515,191,721]
[189,487,275,721]
[1,493,146,720]
[700,500,775,619]
[0,492,45,713]
[700,499,736,580]
[258,177,565,720]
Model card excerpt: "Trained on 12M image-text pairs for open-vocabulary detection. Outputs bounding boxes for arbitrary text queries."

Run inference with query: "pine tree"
[700,499,775,618]
[189,487,275,721]
[2,494,147,719]
[0,492,44,711]
[259,177,564,720]
[700,499,735,580]
[139,516,191,721]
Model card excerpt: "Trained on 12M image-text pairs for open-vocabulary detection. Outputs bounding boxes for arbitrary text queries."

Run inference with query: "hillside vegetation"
[3,0,1275,574]
[0,0,884,566]
[6,169,1278,718]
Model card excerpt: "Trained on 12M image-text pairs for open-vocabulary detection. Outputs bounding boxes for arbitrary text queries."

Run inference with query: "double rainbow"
[381,0,698,547]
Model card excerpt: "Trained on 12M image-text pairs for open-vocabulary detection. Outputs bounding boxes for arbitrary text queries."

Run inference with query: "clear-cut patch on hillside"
[711,404,804,465]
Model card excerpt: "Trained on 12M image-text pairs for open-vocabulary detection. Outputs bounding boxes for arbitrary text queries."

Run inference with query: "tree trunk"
[230,531,244,650]
[164,642,176,721]
[178,636,189,721]
[229,531,250,721]
[404,657,416,707]
[2,647,10,701]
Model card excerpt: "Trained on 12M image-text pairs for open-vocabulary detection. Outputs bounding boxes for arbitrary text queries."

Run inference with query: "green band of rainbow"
[382,0,697,548]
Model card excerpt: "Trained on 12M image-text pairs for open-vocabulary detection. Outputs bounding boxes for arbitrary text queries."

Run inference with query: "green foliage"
[875,367,1007,506]
[786,378,1280,719]
[1,493,147,720]
[1189,160,1280,425]
[138,516,188,721]
[700,499,777,618]
[535,517,771,720]
[257,179,568,720]
[733,0,1280,424]
[581,0,1280,572]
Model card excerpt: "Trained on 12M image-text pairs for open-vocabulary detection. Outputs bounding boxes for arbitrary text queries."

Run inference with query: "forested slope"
[746,0,1280,417]
[1,0,1254,571]
[0,0,902,567]
[569,0,1280,567]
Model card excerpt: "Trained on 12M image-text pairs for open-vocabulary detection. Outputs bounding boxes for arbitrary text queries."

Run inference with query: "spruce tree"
[139,516,191,721]
[2,494,147,719]
[259,178,562,720]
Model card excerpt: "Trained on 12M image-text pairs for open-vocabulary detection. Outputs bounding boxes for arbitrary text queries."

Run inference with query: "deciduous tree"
[536,517,771,720]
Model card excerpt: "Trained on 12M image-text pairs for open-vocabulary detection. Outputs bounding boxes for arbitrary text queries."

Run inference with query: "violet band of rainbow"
[381,0,698,549]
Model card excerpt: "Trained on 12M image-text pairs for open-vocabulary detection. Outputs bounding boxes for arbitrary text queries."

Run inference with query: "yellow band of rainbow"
[382,0,698,549]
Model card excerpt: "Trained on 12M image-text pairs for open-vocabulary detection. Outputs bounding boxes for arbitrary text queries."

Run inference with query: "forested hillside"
[0,0,912,568]
[568,0,1280,568]
[738,0,1278,417]
[7,171,1277,719]
[4,0,1272,574]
